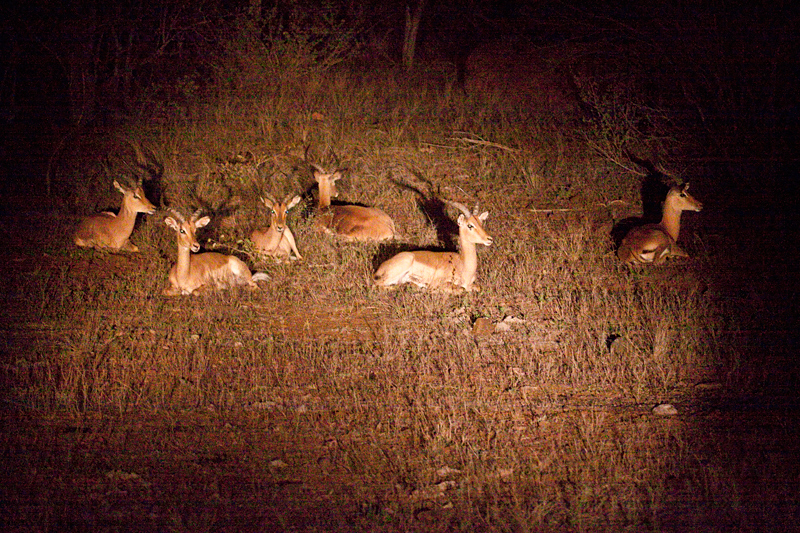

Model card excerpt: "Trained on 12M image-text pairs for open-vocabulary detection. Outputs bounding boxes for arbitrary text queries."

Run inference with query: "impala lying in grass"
[73,179,156,252]
[251,193,303,261]
[374,201,493,293]
[313,166,396,242]
[164,209,268,296]
[617,183,703,265]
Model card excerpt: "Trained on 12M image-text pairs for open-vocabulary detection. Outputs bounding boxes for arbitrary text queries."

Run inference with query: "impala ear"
[457,213,467,225]
[113,180,126,193]
[164,217,179,230]
[287,195,302,209]
[478,211,489,222]
[313,169,338,183]
[194,216,211,229]
[260,196,274,209]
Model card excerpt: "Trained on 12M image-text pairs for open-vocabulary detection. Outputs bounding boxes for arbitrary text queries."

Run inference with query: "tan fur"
[164,210,267,296]
[251,194,302,260]
[374,203,492,292]
[313,168,395,242]
[73,180,156,252]
[618,183,703,265]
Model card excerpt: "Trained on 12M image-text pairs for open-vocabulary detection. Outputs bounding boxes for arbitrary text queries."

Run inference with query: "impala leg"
[121,240,140,252]
[191,284,212,296]
[285,231,302,260]
[669,244,689,259]
[652,245,671,265]
[163,285,181,297]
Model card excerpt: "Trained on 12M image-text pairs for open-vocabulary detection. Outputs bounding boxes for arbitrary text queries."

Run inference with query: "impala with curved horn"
[374,201,493,292]
[617,183,703,265]
[251,193,303,260]
[73,179,156,252]
[313,166,396,242]
[164,209,269,296]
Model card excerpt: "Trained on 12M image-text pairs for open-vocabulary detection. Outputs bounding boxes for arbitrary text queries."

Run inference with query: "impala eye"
[180,229,186,234]
[468,224,474,229]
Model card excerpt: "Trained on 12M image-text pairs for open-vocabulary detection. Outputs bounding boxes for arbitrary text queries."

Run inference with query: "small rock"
[497,315,525,333]
[472,317,495,338]
[436,480,457,493]
[652,403,678,416]
[495,321,512,332]
[609,335,635,357]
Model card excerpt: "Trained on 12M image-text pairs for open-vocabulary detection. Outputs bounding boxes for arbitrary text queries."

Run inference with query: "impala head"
[114,179,156,215]
[450,201,493,247]
[164,208,210,253]
[313,167,343,200]
[667,183,703,213]
[261,193,302,234]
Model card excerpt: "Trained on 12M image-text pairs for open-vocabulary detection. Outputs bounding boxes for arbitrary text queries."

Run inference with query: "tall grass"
[1,9,793,530]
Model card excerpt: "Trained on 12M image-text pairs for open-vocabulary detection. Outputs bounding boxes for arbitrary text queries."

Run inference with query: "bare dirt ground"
[2,198,799,531]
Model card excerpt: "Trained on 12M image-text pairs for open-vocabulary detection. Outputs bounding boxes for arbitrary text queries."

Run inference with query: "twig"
[450,132,520,153]
[528,200,630,213]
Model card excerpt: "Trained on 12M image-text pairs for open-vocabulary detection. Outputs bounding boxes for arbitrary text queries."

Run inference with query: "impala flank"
[73,179,156,252]
[251,193,303,260]
[374,201,492,292]
[164,209,268,296]
[313,167,396,242]
[617,183,703,265]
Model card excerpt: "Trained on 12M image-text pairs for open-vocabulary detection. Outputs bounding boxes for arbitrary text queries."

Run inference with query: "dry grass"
[1,39,795,532]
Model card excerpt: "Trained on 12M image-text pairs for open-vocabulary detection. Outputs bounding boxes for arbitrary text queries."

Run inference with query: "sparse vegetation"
[1,2,798,531]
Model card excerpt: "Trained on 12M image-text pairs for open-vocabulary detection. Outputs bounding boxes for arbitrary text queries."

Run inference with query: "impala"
[164,209,269,296]
[374,201,492,292]
[617,183,703,265]
[313,167,396,242]
[73,179,156,252]
[251,193,303,260]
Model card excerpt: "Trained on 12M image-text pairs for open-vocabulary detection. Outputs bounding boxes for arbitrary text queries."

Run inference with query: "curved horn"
[116,176,135,190]
[189,208,204,222]
[167,207,186,223]
[447,200,472,218]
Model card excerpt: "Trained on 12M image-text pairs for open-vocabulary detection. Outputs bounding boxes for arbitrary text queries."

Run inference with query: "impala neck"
[317,181,332,209]
[264,227,283,248]
[458,233,479,283]
[661,205,684,241]
[115,198,138,235]
[175,240,194,282]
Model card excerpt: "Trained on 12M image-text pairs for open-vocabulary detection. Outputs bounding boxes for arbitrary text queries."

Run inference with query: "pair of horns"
[261,192,298,204]
[114,176,143,190]
[166,207,203,223]
[447,201,480,218]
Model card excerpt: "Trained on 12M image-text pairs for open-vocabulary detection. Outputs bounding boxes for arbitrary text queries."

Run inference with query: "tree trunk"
[402,0,426,71]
